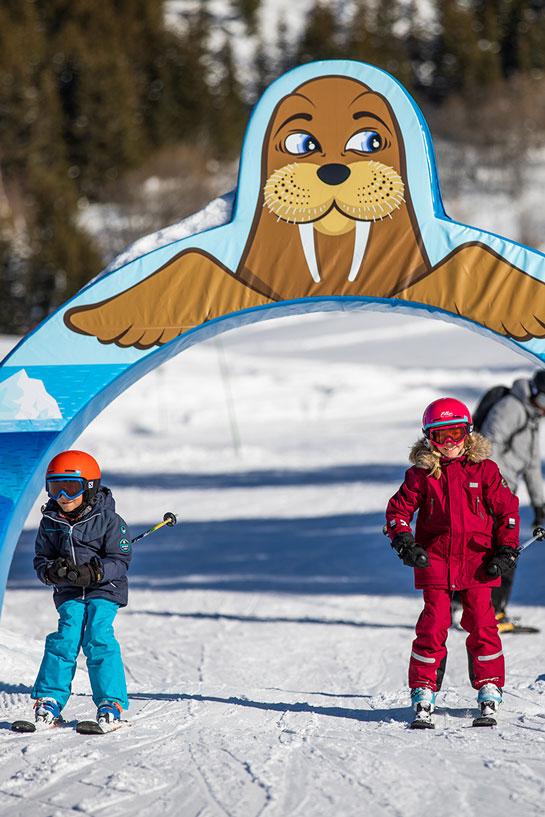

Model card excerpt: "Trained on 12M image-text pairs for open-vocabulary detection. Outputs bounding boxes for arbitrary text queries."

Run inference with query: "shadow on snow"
[103,462,407,491]
[8,481,541,603]
[9,511,418,597]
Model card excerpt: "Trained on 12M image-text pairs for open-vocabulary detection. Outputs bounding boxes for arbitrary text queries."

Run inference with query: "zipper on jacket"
[68,526,84,600]
[43,512,100,601]
[476,497,485,520]
[430,497,435,515]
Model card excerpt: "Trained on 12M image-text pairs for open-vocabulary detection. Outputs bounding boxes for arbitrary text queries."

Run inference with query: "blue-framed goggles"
[46,476,86,500]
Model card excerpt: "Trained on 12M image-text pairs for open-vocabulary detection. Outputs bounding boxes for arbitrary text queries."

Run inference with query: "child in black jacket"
[31,450,131,729]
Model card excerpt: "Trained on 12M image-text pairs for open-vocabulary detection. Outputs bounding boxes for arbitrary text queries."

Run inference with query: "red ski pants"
[409,587,504,691]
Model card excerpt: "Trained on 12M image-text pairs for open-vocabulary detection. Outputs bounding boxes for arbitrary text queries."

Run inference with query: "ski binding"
[410,703,435,729]
[472,700,498,727]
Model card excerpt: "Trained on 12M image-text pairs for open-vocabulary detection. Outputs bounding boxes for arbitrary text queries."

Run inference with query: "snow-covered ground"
[2,310,545,816]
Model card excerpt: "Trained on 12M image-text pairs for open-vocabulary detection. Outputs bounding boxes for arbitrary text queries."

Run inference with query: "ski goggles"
[427,424,469,445]
[46,477,86,500]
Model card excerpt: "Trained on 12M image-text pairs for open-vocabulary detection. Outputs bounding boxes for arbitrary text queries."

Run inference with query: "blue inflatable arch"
[1,60,545,614]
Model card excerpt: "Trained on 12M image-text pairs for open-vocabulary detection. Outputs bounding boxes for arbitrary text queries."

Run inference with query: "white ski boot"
[34,697,62,729]
[410,687,436,730]
[473,684,502,727]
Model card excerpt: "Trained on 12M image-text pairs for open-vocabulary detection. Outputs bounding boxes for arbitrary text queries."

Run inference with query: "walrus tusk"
[347,220,371,282]
[298,223,321,283]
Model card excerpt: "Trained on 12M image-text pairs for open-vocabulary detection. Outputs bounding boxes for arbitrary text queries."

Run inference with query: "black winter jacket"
[34,487,131,608]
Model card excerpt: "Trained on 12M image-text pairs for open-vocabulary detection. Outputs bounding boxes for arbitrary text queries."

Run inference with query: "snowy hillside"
[2,309,545,816]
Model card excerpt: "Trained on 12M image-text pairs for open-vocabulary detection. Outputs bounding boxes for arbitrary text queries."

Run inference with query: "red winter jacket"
[385,434,519,590]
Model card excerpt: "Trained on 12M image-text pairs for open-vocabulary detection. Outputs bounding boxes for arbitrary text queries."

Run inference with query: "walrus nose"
[317,163,351,185]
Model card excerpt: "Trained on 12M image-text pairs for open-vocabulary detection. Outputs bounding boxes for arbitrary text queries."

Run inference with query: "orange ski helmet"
[45,450,101,503]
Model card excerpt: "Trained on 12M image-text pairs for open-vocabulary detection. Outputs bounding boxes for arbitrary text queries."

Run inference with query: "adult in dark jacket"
[479,372,545,627]
[30,450,131,728]
[385,398,519,726]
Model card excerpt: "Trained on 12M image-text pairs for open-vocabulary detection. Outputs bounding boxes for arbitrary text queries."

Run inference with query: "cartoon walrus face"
[243,76,418,290]
[63,69,545,349]
[264,77,405,238]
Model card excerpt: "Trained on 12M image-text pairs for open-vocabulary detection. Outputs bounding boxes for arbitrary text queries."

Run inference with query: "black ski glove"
[532,505,544,527]
[391,532,429,568]
[45,557,73,584]
[66,556,104,587]
[486,546,520,578]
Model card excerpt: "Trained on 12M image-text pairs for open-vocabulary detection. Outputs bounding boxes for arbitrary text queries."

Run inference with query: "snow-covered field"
[2,310,545,816]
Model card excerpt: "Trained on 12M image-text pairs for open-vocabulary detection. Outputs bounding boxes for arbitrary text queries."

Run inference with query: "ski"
[472,715,497,727]
[76,719,129,735]
[410,717,435,730]
[11,717,63,733]
[498,623,540,635]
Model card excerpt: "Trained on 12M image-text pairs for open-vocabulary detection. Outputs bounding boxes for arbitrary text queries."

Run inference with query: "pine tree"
[25,164,102,326]
[36,1,143,197]
[510,1,545,75]
[297,1,343,63]
[432,0,501,100]
[210,37,247,157]
[271,14,295,80]
[232,0,261,34]
[347,0,413,87]
[254,37,271,101]
[167,5,214,145]
[0,0,102,331]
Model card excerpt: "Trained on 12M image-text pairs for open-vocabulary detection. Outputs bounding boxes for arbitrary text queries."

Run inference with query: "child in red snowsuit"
[385,397,520,726]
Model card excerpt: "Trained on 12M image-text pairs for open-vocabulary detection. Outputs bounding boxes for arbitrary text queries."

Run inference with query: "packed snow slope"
[2,311,545,817]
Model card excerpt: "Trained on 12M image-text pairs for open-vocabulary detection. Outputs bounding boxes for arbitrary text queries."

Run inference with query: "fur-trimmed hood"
[409,432,492,479]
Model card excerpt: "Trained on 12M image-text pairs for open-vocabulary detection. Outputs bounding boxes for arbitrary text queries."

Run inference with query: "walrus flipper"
[65,250,272,349]
[397,243,545,341]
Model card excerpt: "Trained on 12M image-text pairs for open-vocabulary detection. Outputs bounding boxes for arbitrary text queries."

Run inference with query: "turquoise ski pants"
[32,598,128,710]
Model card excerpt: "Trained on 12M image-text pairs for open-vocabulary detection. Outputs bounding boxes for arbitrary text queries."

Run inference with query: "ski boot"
[11,697,63,733]
[496,611,515,633]
[97,701,122,727]
[410,687,436,730]
[495,611,539,634]
[473,684,502,727]
[34,697,62,728]
[77,700,124,735]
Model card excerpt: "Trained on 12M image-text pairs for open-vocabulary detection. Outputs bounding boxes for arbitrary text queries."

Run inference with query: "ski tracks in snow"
[2,590,545,816]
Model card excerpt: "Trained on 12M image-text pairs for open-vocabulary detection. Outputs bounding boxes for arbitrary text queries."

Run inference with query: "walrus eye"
[284,132,321,155]
[345,130,383,153]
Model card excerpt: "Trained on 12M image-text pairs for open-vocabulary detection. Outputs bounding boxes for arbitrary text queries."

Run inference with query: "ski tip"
[11,720,36,733]
[410,720,435,730]
[76,719,129,735]
[76,720,104,734]
[472,716,497,727]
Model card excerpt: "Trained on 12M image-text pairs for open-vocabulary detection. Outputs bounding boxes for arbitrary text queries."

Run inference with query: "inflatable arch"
[1,59,545,613]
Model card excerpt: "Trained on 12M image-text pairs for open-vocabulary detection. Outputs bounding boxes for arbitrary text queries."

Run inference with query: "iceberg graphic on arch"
[0,369,62,421]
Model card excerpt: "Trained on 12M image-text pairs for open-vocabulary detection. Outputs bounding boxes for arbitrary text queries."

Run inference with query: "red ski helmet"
[422,398,473,435]
[45,450,101,503]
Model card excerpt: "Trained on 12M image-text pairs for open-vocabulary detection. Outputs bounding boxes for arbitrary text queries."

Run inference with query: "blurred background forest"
[2,0,545,335]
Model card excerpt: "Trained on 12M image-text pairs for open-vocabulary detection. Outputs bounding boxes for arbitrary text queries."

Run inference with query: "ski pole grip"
[164,512,177,526]
[532,526,545,541]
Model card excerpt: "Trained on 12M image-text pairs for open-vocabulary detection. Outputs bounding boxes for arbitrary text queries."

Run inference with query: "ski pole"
[131,512,178,544]
[518,526,545,554]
